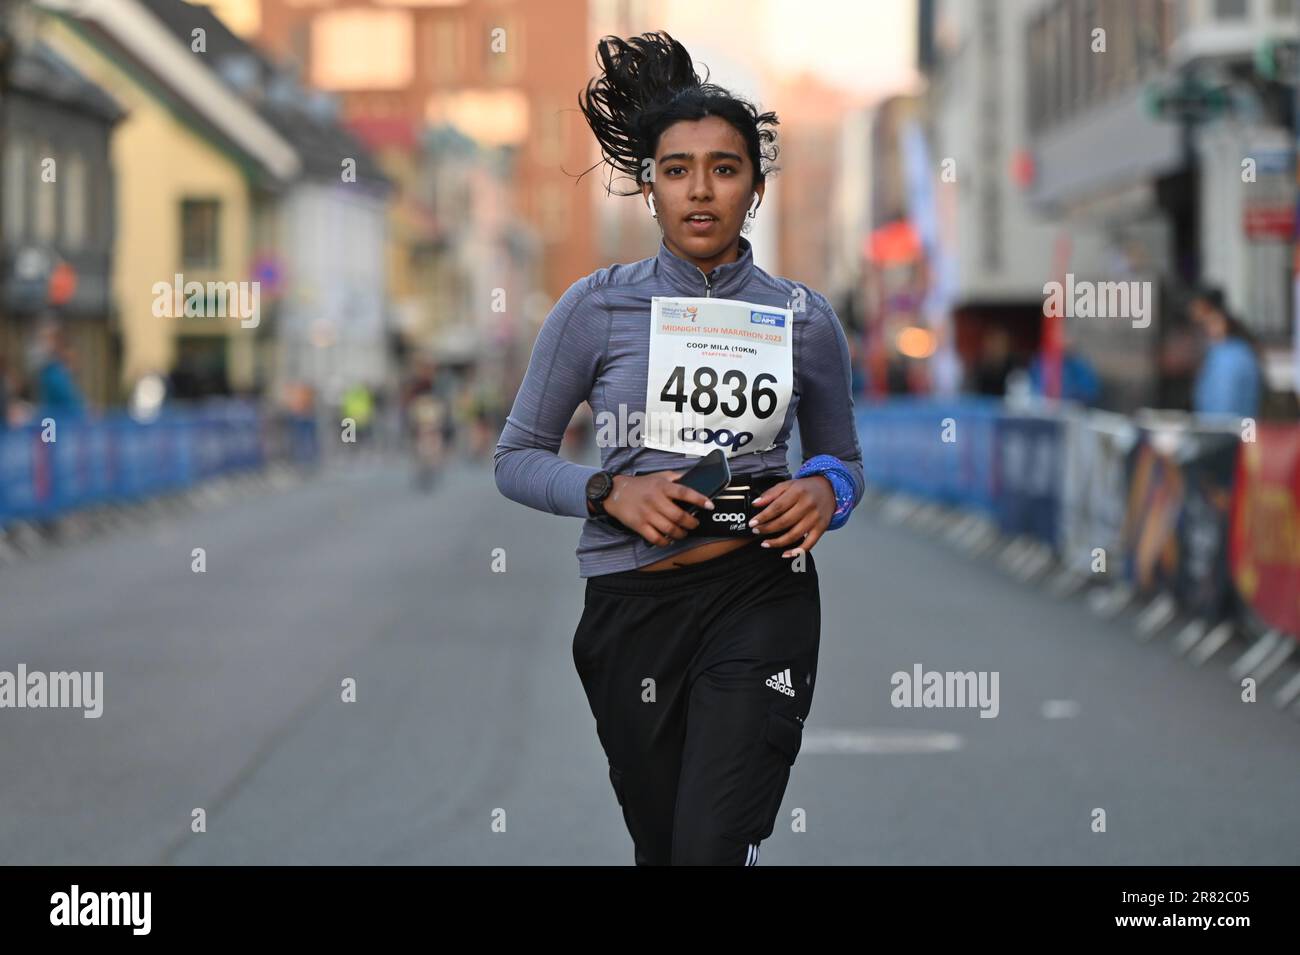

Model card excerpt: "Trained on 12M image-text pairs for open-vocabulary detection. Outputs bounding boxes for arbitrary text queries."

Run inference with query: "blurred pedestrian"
[1028,331,1101,405]
[0,349,10,429]
[341,382,374,447]
[33,320,85,420]
[1188,287,1261,419]
[970,325,1017,396]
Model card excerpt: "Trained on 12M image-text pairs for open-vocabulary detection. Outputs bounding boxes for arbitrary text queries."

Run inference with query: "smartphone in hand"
[674,448,732,518]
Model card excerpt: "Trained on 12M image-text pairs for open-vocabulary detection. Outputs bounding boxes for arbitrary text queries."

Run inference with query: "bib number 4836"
[658,365,779,419]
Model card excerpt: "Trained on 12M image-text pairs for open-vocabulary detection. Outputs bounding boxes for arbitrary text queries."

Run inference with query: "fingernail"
[753,497,764,505]
[761,542,770,548]
[705,501,715,510]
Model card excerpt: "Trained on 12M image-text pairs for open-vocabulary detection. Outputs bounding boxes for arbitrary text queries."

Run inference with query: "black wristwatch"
[585,470,615,516]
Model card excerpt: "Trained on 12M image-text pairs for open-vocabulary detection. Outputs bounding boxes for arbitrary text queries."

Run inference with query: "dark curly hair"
[575,31,780,197]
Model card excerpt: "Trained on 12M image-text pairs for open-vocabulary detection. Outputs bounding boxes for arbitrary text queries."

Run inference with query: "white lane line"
[800,728,963,755]
[1041,699,1081,719]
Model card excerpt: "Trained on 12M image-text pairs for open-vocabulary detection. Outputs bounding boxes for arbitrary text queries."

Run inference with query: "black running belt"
[593,472,788,539]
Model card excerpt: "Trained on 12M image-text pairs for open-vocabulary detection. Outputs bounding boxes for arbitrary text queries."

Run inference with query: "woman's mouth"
[684,213,718,234]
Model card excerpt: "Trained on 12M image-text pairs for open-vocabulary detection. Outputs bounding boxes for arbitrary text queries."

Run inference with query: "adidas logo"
[765,668,796,697]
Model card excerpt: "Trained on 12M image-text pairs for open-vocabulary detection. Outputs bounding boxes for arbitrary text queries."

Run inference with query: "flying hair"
[575,30,780,197]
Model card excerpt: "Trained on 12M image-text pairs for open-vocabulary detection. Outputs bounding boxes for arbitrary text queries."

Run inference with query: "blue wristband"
[796,454,857,530]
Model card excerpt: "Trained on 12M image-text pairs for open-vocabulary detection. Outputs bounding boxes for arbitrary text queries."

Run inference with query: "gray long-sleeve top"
[494,236,864,578]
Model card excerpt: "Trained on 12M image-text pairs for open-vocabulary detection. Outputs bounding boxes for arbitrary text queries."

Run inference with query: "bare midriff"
[636,535,759,571]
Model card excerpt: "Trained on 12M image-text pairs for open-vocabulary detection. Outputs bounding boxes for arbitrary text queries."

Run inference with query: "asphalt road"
[1,451,1297,864]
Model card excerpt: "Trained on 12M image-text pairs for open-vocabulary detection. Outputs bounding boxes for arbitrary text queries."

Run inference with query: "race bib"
[644,296,793,458]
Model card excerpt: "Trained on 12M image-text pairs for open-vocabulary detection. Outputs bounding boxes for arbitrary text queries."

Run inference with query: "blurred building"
[132,0,394,408]
[771,73,861,296]
[1017,0,1297,409]
[918,0,1061,398]
[1,37,123,408]
[37,0,301,400]
[250,0,596,387]
[588,0,666,269]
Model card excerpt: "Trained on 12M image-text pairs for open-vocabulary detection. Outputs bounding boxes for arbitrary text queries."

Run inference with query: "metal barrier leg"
[1249,639,1296,688]
[1171,619,1208,658]
[1272,667,1300,710]
[1135,594,1178,641]
[1188,621,1237,667]
[1228,630,1282,682]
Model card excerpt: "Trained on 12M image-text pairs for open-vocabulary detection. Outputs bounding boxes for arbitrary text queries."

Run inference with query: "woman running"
[494,31,864,866]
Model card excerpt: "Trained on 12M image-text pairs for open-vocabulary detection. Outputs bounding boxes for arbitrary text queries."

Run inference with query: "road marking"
[801,728,963,755]
[1041,699,1081,719]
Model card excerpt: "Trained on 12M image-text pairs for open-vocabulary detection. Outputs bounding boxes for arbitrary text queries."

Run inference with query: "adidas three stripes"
[572,539,820,865]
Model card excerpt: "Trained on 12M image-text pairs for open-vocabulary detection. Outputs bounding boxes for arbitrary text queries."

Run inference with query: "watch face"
[587,472,611,499]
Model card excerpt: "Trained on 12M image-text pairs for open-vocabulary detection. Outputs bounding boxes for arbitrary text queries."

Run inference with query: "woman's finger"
[662,480,716,513]
[644,509,687,543]
[652,497,700,532]
[762,513,818,550]
[751,492,809,532]
[750,480,791,508]
[783,524,825,558]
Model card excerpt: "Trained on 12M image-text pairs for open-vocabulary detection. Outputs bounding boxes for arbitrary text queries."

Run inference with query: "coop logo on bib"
[645,296,793,458]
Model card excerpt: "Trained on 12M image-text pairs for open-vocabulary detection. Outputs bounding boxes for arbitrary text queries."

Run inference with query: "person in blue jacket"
[1027,330,1101,406]
[35,321,86,420]
[1188,287,1261,419]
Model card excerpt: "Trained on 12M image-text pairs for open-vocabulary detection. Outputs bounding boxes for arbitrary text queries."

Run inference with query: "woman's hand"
[602,471,716,547]
[749,476,835,558]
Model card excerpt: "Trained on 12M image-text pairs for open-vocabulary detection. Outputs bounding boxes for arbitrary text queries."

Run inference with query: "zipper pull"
[697,267,712,298]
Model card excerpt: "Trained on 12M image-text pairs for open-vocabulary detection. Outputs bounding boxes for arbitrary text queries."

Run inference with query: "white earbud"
[747,193,760,217]
[647,194,658,219]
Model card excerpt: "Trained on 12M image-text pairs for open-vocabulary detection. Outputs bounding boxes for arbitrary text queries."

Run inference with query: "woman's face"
[642,115,763,274]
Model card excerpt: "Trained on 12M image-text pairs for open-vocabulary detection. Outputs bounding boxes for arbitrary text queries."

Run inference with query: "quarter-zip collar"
[655,235,755,299]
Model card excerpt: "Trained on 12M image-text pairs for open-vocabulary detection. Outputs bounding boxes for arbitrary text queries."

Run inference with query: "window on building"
[1043,4,1060,123]
[1055,0,1072,115]
[537,96,564,166]
[484,15,523,82]
[538,183,568,242]
[1134,0,1164,76]
[1214,0,1249,19]
[2,137,26,243]
[1099,0,1121,98]
[428,16,465,82]
[1027,14,1046,132]
[34,144,57,244]
[311,8,414,90]
[1070,0,1088,114]
[1076,0,1095,111]
[63,153,87,251]
[180,199,220,269]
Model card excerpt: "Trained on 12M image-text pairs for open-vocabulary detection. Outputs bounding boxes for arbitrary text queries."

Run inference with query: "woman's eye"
[665,166,685,176]
[715,165,736,175]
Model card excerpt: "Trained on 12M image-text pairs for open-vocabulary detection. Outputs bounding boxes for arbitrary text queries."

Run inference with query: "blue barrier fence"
[855,397,1002,514]
[854,399,1298,644]
[0,402,316,529]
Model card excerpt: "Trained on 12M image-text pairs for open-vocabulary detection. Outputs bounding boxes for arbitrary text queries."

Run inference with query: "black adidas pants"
[572,539,820,866]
